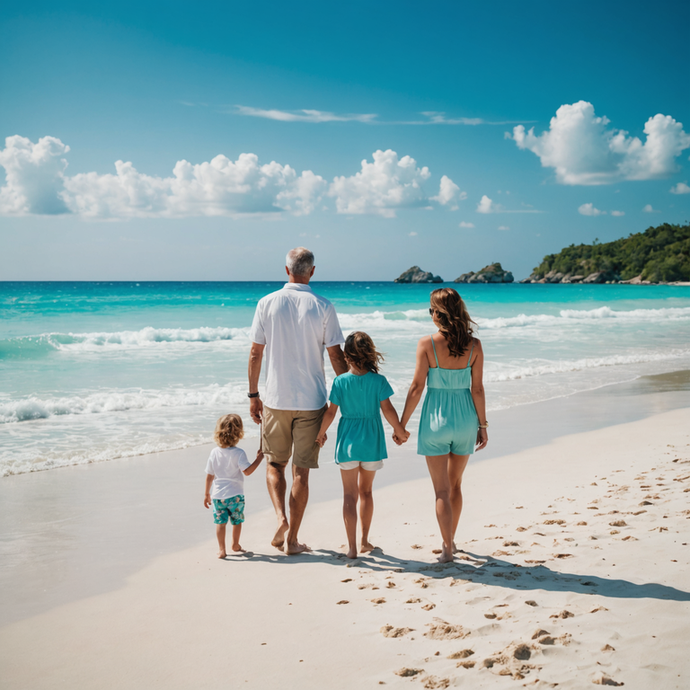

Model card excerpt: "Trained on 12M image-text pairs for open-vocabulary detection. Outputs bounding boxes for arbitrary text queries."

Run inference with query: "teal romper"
[417,338,479,457]
[330,372,395,464]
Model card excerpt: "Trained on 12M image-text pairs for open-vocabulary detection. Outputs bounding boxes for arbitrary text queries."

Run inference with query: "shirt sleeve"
[205,449,217,475]
[329,377,342,406]
[249,301,266,345]
[236,448,252,472]
[323,302,345,348]
[379,375,395,402]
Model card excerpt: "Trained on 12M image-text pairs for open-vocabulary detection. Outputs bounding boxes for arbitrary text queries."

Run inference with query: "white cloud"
[1,138,462,220]
[234,106,377,123]
[431,175,466,209]
[0,135,72,214]
[670,181,690,194]
[408,231,418,236]
[509,101,690,185]
[328,149,431,217]
[642,204,660,213]
[578,203,606,216]
[611,210,625,216]
[476,195,495,213]
[497,225,510,230]
[458,221,475,228]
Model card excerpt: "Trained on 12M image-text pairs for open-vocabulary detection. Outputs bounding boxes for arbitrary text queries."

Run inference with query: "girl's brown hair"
[429,288,476,358]
[344,331,384,374]
[214,413,244,448]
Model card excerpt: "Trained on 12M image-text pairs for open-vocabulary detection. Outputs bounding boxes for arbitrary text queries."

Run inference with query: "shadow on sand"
[226,547,690,602]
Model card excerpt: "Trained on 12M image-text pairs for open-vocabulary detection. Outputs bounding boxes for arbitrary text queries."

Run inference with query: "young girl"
[204,414,263,558]
[316,331,408,559]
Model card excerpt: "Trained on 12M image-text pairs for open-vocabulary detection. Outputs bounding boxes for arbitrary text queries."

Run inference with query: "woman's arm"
[470,339,488,451]
[380,399,409,444]
[315,402,339,447]
[400,337,430,429]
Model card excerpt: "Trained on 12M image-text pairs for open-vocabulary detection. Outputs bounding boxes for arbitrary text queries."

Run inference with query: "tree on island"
[525,223,690,284]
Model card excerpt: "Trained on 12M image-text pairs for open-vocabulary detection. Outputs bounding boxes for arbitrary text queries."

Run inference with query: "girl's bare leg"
[448,453,470,553]
[358,468,377,552]
[425,455,454,563]
[216,524,227,558]
[340,468,360,558]
[231,523,245,552]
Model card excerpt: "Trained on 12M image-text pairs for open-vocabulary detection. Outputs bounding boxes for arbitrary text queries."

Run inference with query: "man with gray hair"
[248,247,347,554]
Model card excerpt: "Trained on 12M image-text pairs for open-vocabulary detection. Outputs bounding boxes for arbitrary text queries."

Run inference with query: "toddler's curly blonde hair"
[214,413,244,448]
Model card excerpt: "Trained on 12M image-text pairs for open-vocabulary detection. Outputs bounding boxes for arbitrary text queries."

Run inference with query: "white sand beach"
[1,395,689,689]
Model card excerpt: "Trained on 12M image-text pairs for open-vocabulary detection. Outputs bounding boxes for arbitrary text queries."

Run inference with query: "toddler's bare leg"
[231,524,245,552]
[358,467,377,552]
[340,468,359,558]
[216,524,227,558]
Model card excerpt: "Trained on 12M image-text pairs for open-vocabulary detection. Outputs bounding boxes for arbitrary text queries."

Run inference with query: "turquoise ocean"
[2,281,690,477]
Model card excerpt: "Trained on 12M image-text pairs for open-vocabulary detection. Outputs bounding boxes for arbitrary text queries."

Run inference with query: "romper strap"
[430,336,440,367]
[466,340,475,369]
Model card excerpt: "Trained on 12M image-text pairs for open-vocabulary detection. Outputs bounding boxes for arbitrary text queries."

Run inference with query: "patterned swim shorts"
[212,495,245,525]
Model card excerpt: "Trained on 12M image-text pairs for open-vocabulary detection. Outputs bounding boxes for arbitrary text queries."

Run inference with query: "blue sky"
[1,0,689,280]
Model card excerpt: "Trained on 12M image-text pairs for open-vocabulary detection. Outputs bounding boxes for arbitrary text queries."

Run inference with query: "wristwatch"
[247,391,260,399]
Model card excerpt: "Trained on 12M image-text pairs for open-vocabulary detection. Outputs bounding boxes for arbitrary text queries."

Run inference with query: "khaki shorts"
[262,406,327,469]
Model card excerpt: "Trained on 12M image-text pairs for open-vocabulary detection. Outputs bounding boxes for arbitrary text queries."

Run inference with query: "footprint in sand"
[336,600,349,605]
[550,610,575,619]
[394,667,423,677]
[386,581,396,588]
[380,625,414,638]
[591,672,624,686]
[406,597,422,604]
[371,598,386,604]
[448,649,474,659]
[425,620,468,640]
[422,603,436,611]
[411,544,423,549]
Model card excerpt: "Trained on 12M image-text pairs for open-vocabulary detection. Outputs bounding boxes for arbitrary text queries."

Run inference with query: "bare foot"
[271,521,289,550]
[231,544,246,553]
[437,545,454,563]
[218,550,227,559]
[452,541,459,554]
[346,546,358,559]
[360,540,377,553]
[285,541,312,555]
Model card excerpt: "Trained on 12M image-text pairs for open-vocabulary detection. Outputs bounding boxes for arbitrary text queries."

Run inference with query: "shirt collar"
[282,283,313,292]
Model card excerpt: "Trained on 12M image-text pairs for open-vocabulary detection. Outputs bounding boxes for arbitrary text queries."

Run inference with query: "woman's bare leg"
[340,468,360,558]
[425,454,454,563]
[358,468,377,552]
[448,453,470,552]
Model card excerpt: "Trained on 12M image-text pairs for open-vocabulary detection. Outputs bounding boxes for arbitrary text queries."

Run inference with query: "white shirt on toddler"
[205,446,252,500]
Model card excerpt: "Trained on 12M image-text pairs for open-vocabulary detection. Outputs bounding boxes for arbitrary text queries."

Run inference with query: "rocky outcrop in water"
[520,269,621,284]
[394,266,444,283]
[454,262,514,284]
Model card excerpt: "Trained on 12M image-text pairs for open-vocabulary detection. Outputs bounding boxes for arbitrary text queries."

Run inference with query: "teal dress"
[329,372,395,464]
[417,339,479,456]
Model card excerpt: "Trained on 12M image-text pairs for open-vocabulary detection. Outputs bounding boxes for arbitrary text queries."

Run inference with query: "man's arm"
[248,342,265,424]
[327,344,348,376]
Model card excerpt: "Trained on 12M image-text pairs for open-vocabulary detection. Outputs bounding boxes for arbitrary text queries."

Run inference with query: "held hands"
[315,432,327,448]
[392,427,410,446]
[476,427,488,451]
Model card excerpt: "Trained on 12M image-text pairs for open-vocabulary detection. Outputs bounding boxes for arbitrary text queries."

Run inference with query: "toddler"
[204,414,263,558]
[316,331,408,558]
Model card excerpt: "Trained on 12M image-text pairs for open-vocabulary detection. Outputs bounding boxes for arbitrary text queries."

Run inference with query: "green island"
[523,222,690,284]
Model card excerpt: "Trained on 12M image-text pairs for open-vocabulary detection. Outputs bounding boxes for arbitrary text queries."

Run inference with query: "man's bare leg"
[266,461,289,549]
[284,465,311,555]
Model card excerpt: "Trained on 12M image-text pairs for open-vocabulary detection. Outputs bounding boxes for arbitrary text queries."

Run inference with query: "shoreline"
[1,405,689,688]
[1,370,689,630]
